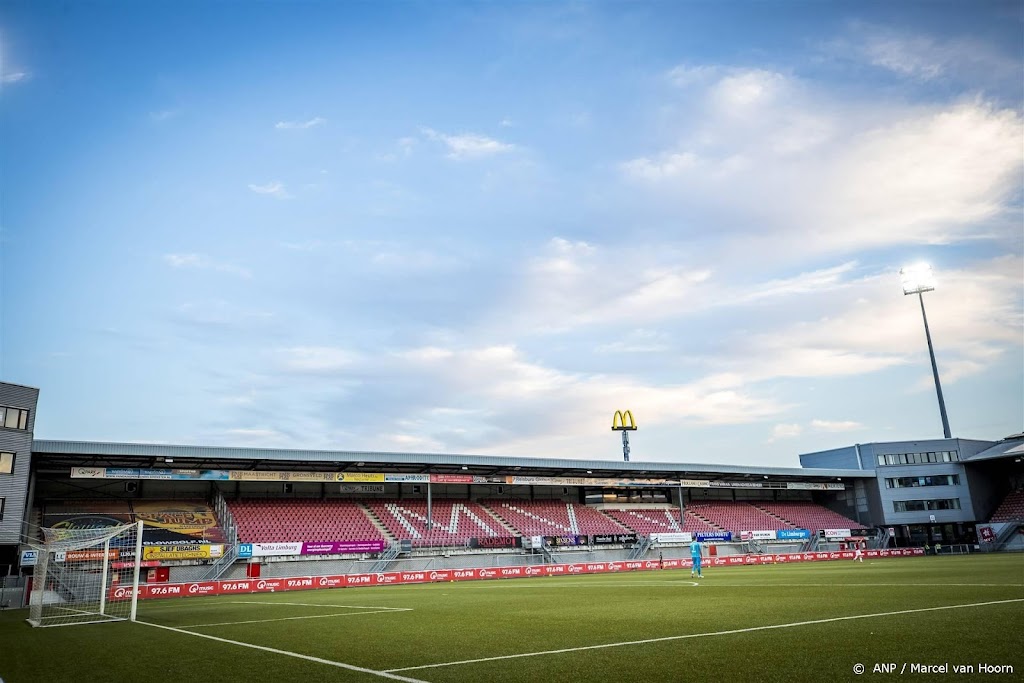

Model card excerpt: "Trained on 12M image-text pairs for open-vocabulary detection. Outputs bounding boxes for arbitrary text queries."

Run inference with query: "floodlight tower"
[900,263,951,439]
[611,410,637,462]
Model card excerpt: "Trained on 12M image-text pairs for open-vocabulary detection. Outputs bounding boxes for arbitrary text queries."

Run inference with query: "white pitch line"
[227,600,410,609]
[178,608,414,628]
[386,598,1024,673]
[693,583,1024,588]
[137,619,430,683]
[458,581,701,588]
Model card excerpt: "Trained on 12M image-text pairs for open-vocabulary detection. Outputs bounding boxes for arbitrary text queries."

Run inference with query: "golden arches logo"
[611,410,637,431]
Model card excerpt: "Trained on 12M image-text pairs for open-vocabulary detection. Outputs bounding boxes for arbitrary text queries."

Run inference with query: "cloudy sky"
[1,2,1021,467]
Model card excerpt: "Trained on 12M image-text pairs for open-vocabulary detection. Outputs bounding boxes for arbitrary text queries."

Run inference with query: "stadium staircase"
[370,544,403,573]
[686,508,724,533]
[990,523,1023,551]
[628,535,653,560]
[361,502,399,542]
[200,543,238,582]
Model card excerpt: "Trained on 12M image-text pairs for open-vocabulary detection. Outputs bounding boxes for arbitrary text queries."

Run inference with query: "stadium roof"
[31,440,872,482]
[962,434,1024,462]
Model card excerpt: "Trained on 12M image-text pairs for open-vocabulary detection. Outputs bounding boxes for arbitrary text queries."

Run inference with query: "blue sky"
[1,1,1021,467]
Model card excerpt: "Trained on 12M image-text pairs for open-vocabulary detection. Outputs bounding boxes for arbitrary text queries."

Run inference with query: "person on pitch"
[690,538,703,579]
[853,541,864,563]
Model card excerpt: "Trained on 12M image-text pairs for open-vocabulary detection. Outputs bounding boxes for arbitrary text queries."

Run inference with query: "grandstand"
[2,379,1021,611]
[686,501,793,534]
[751,501,864,532]
[230,499,386,544]
[989,489,1024,522]
[482,500,629,537]
[365,500,507,547]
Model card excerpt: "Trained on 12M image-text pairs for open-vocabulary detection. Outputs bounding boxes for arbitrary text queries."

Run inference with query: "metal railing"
[200,543,239,581]
[369,544,402,573]
[628,535,652,560]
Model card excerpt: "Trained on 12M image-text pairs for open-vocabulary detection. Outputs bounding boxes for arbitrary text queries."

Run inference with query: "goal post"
[27,520,143,627]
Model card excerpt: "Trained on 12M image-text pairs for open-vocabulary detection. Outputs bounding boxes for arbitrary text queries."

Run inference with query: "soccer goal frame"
[26,520,144,628]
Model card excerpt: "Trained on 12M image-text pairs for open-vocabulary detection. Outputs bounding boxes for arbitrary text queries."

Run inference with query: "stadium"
[1,380,1021,682]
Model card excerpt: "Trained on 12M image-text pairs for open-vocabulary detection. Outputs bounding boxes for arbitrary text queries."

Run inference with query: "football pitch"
[1,555,1021,683]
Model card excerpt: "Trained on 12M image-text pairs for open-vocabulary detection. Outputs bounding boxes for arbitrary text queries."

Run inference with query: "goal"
[27,520,144,627]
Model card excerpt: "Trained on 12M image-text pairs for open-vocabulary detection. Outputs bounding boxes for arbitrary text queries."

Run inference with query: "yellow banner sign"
[339,473,386,483]
[142,544,224,561]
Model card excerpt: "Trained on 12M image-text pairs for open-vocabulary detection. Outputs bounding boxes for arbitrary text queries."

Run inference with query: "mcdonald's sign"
[611,410,637,431]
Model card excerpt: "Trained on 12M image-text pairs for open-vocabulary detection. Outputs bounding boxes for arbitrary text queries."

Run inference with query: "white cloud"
[149,109,180,122]
[711,69,787,111]
[279,346,359,373]
[2,71,29,84]
[248,181,293,199]
[621,152,699,181]
[597,329,671,354]
[275,117,326,130]
[420,127,515,160]
[625,64,1023,256]
[809,419,862,432]
[163,253,251,278]
[770,423,803,441]
[831,23,1021,85]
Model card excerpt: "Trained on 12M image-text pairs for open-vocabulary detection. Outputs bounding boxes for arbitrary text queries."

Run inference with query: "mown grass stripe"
[386,598,1024,672]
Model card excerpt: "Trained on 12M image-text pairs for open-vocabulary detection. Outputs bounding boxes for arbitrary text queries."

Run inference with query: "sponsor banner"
[112,560,159,569]
[740,530,777,541]
[710,481,768,489]
[19,550,38,567]
[339,473,386,483]
[650,532,693,544]
[341,484,386,493]
[133,501,223,545]
[248,542,304,557]
[469,536,522,549]
[231,471,338,482]
[543,534,588,547]
[590,533,639,545]
[301,541,388,554]
[695,532,732,542]
[70,466,845,491]
[979,526,995,543]
[786,483,845,491]
[776,529,811,540]
[430,474,475,483]
[142,544,223,561]
[823,528,852,539]
[383,474,431,483]
[63,549,119,562]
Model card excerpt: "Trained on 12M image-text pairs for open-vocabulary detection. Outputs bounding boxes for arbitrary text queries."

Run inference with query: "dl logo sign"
[237,544,253,558]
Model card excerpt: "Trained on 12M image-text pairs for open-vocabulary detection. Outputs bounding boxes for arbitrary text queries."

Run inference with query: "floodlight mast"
[900,264,951,439]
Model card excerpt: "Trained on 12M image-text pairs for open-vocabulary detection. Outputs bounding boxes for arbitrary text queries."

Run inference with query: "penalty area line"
[136,620,430,683]
[179,608,414,628]
[386,598,1024,673]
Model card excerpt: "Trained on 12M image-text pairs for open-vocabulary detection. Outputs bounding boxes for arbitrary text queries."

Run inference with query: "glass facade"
[876,451,958,466]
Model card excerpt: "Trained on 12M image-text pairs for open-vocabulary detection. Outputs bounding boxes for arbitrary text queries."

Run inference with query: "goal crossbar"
[26,520,144,628]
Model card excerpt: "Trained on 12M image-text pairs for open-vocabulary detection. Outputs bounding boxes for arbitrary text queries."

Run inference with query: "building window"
[0,406,29,431]
[877,455,886,467]
[0,452,13,475]
[0,497,4,521]
[893,498,961,513]
[885,475,959,489]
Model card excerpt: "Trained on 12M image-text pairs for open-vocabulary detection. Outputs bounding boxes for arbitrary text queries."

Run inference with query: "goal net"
[27,520,143,627]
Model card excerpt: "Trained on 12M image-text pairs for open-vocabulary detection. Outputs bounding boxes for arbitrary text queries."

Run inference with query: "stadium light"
[900,263,951,439]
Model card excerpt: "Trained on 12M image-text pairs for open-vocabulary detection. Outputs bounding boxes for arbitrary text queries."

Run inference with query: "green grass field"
[1,555,1022,683]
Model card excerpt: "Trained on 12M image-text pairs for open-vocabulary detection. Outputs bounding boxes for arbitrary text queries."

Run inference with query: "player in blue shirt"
[690,539,703,578]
